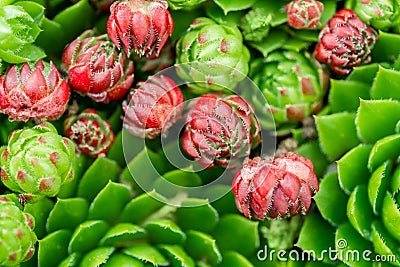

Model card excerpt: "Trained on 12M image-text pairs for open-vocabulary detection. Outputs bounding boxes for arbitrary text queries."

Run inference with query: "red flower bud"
[286,0,324,30]
[232,153,319,220]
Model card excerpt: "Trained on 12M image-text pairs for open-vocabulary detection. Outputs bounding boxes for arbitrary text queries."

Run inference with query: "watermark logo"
[256,238,398,263]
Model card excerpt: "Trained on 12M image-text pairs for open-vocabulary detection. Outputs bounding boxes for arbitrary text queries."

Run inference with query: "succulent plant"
[0,194,37,266]
[0,122,75,197]
[232,152,319,220]
[285,0,324,30]
[64,108,115,158]
[314,8,378,75]
[167,0,206,10]
[106,0,174,58]
[181,94,261,169]
[62,30,134,103]
[0,60,70,122]
[175,17,251,94]
[88,0,116,13]
[122,75,184,139]
[240,8,272,42]
[351,0,400,31]
[249,50,329,130]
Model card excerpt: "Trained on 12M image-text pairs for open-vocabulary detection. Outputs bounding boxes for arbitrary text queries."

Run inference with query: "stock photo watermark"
[256,238,398,263]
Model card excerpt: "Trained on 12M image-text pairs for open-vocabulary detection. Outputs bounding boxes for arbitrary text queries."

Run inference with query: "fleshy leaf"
[68,220,109,253]
[347,185,375,240]
[356,99,400,144]
[0,45,46,63]
[295,141,330,178]
[176,198,219,233]
[153,170,202,198]
[368,134,400,172]
[87,181,131,224]
[46,198,89,233]
[335,222,374,267]
[38,229,72,267]
[248,30,289,57]
[58,252,82,267]
[314,173,349,226]
[102,253,144,267]
[371,220,400,266]
[100,223,146,247]
[14,1,45,22]
[316,113,360,160]
[213,0,257,14]
[329,80,371,113]
[24,197,54,239]
[158,244,195,267]
[77,157,121,202]
[372,31,400,63]
[219,251,253,267]
[185,230,222,266]
[123,244,169,266]
[337,144,372,194]
[368,161,392,215]
[370,67,400,101]
[381,192,400,243]
[79,247,115,267]
[296,213,336,263]
[347,63,380,84]
[212,214,259,256]
[144,219,186,245]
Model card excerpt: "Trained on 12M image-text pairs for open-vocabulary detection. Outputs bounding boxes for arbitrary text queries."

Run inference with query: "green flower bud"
[0,122,75,197]
[240,8,272,42]
[175,17,250,94]
[0,195,37,266]
[167,0,206,10]
[353,0,400,30]
[250,50,329,128]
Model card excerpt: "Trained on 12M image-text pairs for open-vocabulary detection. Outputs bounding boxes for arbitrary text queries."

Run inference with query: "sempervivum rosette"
[232,153,319,220]
[106,0,174,58]
[0,122,75,197]
[299,65,400,265]
[249,50,329,130]
[0,194,37,266]
[62,30,134,103]
[0,60,70,122]
[285,0,324,30]
[122,75,184,139]
[182,94,260,169]
[351,0,400,31]
[175,17,251,94]
[64,109,115,158]
[314,8,378,75]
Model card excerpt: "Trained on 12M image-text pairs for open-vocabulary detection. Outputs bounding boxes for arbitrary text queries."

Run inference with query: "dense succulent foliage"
[1,0,400,266]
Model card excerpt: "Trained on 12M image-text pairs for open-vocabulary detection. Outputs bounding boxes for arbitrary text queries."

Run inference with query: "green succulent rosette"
[248,50,329,132]
[347,0,400,31]
[0,122,75,197]
[0,194,37,266]
[297,61,400,266]
[175,17,250,94]
[167,0,206,10]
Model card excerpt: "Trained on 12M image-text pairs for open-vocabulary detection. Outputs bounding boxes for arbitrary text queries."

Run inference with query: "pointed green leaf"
[382,192,400,243]
[35,17,64,56]
[38,229,72,267]
[368,134,400,171]
[0,44,46,63]
[212,214,259,256]
[58,153,90,199]
[371,221,400,266]
[58,252,82,267]
[213,0,257,14]
[176,198,219,233]
[347,63,380,84]
[206,186,238,215]
[23,197,54,239]
[372,31,400,63]
[153,170,202,198]
[316,113,360,160]
[119,191,165,224]
[295,141,330,178]
[314,173,349,226]
[296,213,336,263]
[79,247,115,267]
[219,251,253,267]
[103,253,144,267]
[77,157,121,202]
[185,230,222,266]
[123,244,169,266]
[107,130,125,167]
[144,219,185,245]
[392,168,400,193]
[88,181,131,224]
[158,244,195,267]
[371,67,400,101]
[68,220,109,253]
[46,198,89,234]
[248,30,289,57]
[337,144,372,194]
[319,0,338,25]
[329,80,371,113]
[14,1,45,22]
[356,99,400,144]
[347,185,375,240]
[335,222,374,267]
[368,161,392,215]
[100,223,146,247]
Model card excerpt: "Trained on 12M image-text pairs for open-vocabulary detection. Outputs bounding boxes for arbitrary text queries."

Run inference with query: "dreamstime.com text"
[257,239,398,263]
